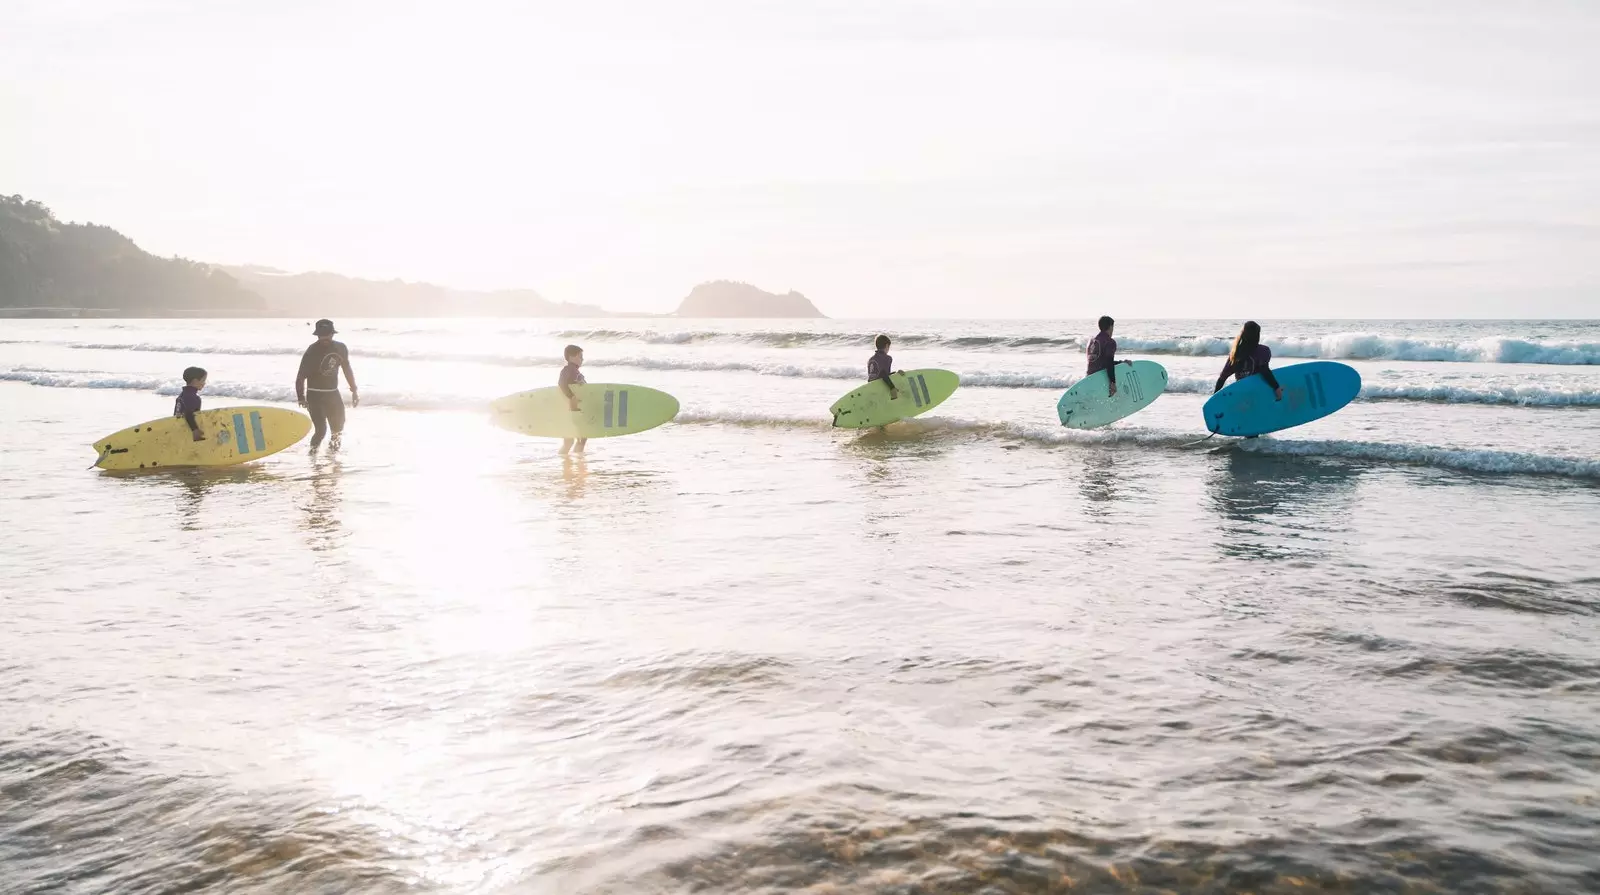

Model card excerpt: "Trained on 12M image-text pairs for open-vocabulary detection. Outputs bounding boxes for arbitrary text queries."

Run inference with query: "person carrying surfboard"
[1213,320,1283,401]
[868,335,899,401]
[174,366,207,442]
[558,344,587,456]
[1086,316,1126,397]
[295,319,359,449]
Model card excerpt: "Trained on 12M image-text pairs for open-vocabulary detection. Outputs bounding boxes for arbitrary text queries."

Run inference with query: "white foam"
[1240,438,1600,479]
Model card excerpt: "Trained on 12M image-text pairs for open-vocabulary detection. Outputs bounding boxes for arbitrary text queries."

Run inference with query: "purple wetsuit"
[867,350,893,383]
[1086,331,1118,384]
[173,385,201,431]
[1215,345,1282,392]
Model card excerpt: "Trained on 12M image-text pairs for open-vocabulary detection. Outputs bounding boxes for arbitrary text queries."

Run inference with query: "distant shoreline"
[0,308,638,320]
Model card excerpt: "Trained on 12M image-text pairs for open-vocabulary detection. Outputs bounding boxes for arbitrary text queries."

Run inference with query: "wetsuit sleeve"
[1259,358,1281,392]
[337,342,356,390]
[180,392,200,431]
[295,346,315,399]
[1214,360,1234,393]
[1106,339,1117,385]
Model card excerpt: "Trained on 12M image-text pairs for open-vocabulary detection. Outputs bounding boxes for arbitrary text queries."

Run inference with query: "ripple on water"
[0,731,427,894]
[584,803,1584,894]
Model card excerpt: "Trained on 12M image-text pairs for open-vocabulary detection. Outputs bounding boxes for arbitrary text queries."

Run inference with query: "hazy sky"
[4,0,1597,317]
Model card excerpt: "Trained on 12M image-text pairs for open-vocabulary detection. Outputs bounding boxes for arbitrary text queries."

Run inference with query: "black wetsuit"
[298,340,350,445]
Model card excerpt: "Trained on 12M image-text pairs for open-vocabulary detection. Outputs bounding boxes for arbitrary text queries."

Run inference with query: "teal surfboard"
[1057,360,1168,430]
[1203,361,1361,436]
[829,369,960,429]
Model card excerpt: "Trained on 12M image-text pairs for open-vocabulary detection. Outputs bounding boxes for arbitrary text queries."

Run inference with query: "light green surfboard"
[490,383,679,439]
[1057,360,1169,430]
[829,369,960,429]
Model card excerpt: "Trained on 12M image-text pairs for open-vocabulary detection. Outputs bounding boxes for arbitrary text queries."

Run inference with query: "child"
[174,366,207,442]
[558,344,587,456]
[868,334,899,400]
[1086,315,1120,398]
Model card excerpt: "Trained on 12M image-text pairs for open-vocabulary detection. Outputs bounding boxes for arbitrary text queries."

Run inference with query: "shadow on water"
[841,421,956,458]
[1205,447,1362,563]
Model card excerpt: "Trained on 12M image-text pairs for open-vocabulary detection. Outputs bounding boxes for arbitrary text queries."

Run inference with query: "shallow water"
[3,318,1599,893]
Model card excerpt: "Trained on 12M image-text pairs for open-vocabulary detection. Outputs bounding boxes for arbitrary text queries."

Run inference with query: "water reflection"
[100,465,286,531]
[300,453,345,552]
[1205,447,1361,562]
[1077,449,1123,509]
[561,455,589,500]
[514,456,671,509]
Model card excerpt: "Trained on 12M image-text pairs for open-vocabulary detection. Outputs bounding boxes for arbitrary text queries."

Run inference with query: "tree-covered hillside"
[0,194,263,313]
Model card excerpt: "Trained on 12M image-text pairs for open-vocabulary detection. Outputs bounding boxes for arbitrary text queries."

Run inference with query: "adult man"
[295,319,359,448]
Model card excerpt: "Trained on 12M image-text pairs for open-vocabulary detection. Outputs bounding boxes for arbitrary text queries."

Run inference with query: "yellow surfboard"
[92,406,313,471]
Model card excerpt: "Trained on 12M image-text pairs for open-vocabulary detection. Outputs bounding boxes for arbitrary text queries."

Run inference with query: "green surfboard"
[490,383,679,439]
[829,369,960,429]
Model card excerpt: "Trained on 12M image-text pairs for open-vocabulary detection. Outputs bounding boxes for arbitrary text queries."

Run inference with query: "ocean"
[2,317,1598,894]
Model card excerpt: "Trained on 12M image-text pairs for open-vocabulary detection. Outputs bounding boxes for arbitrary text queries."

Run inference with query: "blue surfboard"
[1203,361,1362,436]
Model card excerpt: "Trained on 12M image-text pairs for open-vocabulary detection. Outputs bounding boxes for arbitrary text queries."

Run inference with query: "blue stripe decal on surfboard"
[619,390,629,427]
[249,411,265,452]
[909,376,922,408]
[917,374,929,406]
[604,390,615,428]
[232,413,249,454]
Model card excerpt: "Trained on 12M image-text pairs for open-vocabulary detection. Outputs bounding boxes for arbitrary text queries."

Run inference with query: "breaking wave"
[554,329,1600,364]
[8,367,1594,480]
[10,360,1600,408]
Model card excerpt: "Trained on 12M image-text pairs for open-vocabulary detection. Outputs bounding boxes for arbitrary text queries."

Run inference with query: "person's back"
[1214,321,1282,400]
[173,366,207,442]
[1086,315,1119,397]
[867,334,899,400]
[295,319,359,448]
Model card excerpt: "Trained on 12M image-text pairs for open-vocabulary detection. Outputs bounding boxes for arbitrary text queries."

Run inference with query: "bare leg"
[574,437,587,455]
[559,438,574,456]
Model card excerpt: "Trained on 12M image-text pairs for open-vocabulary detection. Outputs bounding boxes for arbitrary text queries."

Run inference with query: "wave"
[1236,437,1600,479]
[676,414,1600,478]
[0,370,473,412]
[14,353,1600,407]
[554,329,1600,365]
[6,369,1595,479]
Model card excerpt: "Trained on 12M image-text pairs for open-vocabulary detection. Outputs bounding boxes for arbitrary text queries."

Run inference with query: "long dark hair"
[1229,321,1261,366]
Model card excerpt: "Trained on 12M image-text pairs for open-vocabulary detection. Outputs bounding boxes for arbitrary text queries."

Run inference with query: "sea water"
[2,318,1598,893]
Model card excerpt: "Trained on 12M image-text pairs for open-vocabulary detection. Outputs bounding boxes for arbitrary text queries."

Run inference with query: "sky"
[3,0,1597,318]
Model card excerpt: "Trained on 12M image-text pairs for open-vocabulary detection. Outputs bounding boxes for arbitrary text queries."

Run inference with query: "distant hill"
[0,194,263,315]
[0,193,816,320]
[675,281,826,318]
[223,266,609,318]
